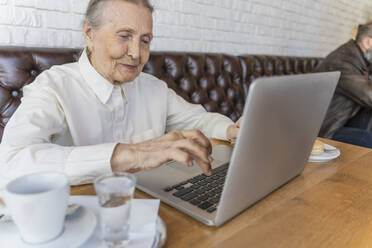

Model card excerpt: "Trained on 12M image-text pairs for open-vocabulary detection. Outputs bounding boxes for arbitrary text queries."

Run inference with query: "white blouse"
[0,49,233,187]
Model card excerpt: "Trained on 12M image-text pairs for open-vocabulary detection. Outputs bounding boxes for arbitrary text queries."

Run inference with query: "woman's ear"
[83,21,94,51]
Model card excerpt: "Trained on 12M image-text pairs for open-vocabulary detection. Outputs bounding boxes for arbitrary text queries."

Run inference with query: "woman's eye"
[120,35,130,40]
[118,33,131,40]
[141,37,151,45]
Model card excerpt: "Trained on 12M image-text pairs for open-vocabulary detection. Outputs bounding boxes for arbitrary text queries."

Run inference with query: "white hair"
[84,0,154,29]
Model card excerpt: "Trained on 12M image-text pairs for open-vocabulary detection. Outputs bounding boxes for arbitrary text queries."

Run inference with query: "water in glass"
[94,173,136,248]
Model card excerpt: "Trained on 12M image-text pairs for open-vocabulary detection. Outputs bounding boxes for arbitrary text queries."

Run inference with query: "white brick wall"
[0,0,371,57]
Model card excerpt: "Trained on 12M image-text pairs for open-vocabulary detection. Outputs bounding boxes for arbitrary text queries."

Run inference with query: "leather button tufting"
[11,90,19,98]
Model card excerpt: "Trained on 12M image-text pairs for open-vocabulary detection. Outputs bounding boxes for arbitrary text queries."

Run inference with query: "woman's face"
[83,1,153,84]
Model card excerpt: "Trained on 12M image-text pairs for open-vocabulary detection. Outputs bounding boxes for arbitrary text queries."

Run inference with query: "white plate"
[0,206,96,248]
[152,217,167,248]
[308,144,341,163]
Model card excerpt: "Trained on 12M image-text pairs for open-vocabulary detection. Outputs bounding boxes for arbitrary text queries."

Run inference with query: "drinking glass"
[94,172,136,248]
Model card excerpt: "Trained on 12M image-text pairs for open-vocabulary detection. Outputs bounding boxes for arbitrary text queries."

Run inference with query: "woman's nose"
[127,40,140,60]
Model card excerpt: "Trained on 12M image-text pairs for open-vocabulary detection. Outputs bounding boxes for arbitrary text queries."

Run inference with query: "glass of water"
[94,172,136,248]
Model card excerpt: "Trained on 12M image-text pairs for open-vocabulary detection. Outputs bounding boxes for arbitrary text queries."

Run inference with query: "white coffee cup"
[0,172,70,244]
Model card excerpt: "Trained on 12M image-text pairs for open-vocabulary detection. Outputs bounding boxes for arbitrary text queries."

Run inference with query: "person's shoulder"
[43,62,79,80]
[327,40,358,59]
[24,62,80,92]
[137,72,168,88]
[316,40,361,71]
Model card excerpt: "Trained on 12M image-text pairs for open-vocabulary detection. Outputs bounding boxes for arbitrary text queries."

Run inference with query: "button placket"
[111,86,125,140]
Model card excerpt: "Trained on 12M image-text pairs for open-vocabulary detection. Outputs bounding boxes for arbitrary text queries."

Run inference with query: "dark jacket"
[315,40,372,138]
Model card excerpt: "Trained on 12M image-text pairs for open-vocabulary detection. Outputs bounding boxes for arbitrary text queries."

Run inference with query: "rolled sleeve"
[66,143,117,185]
[166,88,234,140]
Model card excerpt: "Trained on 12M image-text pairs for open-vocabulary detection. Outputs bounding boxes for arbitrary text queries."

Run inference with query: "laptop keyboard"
[163,163,229,213]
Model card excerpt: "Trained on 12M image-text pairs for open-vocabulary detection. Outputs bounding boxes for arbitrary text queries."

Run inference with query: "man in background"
[316,21,372,148]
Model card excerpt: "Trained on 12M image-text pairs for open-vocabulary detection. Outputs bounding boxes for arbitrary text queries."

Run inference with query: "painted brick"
[35,0,70,12]
[156,9,180,25]
[0,26,11,44]
[71,31,85,47]
[205,5,231,19]
[181,1,204,15]
[11,27,28,45]
[184,14,203,28]
[70,14,84,31]
[235,0,251,12]
[25,29,48,46]
[0,5,13,24]
[14,0,35,7]
[0,0,370,56]
[154,24,175,37]
[202,17,216,29]
[13,7,41,27]
[175,27,201,40]
[216,19,235,32]
[153,0,175,10]
[71,0,89,14]
[47,30,72,47]
[43,11,73,30]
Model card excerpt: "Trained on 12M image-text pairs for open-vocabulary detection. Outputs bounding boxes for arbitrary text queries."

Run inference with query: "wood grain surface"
[71,139,372,248]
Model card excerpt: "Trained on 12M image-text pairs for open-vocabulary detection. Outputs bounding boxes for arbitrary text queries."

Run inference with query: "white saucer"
[0,206,97,248]
[152,217,167,248]
[308,144,341,163]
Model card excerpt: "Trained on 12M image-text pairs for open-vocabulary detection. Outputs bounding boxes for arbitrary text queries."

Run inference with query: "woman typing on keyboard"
[0,0,241,187]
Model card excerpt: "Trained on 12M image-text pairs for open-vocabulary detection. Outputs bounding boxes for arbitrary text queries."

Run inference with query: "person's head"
[83,0,153,85]
[356,21,372,63]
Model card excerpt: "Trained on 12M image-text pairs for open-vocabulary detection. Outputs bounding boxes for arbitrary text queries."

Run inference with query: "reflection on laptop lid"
[135,72,340,226]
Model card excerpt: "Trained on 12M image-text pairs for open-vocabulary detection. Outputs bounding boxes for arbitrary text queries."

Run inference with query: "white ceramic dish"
[308,144,341,163]
[152,217,167,248]
[0,206,96,248]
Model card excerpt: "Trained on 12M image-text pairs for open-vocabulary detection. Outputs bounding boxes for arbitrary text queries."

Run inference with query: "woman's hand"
[110,130,213,175]
[226,117,242,143]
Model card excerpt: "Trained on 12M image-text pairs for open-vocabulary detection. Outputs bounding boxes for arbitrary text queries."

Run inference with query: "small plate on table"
[308,144,341,163]
[152,217,167,248]
[0,206,96,248]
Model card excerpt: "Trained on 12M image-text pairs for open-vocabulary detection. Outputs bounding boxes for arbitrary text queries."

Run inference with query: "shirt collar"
[78,48,114,104]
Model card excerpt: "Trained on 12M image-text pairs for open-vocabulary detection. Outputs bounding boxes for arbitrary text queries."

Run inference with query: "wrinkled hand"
[111,130,213,176]
[226,117,242,142]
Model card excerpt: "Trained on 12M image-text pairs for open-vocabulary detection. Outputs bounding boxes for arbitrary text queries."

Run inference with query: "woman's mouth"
[121,64,138,71]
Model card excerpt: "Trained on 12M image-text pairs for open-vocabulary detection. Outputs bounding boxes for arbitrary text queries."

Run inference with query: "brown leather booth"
[0,48,322,141]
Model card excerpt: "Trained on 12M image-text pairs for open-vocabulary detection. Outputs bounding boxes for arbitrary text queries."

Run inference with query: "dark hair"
[85,0,154,29]
[356,21,372,42]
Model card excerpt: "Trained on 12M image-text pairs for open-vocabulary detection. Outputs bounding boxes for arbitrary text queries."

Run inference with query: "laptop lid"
[214,71,340,226]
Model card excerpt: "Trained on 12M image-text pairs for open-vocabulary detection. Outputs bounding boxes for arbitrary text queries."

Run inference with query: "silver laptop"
[135,72,340,226]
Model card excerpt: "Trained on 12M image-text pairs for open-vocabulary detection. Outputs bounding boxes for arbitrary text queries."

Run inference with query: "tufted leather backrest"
[0,48,82,141]
[239,55,322,98]
[142,52,245,122]
[0,48,322,141]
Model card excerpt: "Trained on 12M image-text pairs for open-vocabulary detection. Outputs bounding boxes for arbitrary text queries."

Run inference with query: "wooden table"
[71,139,372,248]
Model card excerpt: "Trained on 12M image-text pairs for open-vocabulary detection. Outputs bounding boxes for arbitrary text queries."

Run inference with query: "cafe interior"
[0,0,372,247]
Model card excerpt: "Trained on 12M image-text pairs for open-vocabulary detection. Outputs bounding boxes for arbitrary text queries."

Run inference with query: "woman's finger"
[236,117,242,128]
[180,130,212,154]
[174,138,212,164]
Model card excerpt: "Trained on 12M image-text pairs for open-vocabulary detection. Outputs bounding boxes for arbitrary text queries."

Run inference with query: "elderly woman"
[0,0,240,186]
